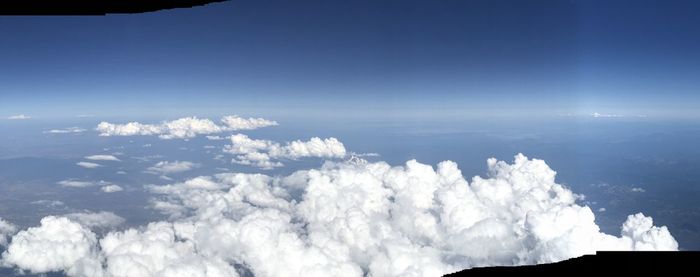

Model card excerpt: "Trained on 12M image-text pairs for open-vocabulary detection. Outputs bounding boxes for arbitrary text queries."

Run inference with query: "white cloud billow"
[96,115,278,139]
[45,127,87,134]
[1,154,678,277]
[85,155,121,162]
[145,161,198,175]
[1,216,103,276]
[224,134,347,169]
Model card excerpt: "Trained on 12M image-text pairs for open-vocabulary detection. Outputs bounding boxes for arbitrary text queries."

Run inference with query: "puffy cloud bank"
[96,115,278,139]
[1,154,677,277]
[224,134,347,169]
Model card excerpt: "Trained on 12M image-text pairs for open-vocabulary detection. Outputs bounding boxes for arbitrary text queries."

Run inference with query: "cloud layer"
[96,115,278,139]
[1,154,677,277]
[224,134,347,169]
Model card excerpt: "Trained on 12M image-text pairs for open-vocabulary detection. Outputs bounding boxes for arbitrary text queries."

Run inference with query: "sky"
[0,1,698,276]
[1,0,700,119]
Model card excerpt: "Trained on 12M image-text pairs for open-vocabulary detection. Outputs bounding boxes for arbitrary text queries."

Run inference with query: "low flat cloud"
[84,155,121,162]
[44,127,86,134]
[96,115,278,139]
[5,114,31,120]
[631,187,646,193]
[145,161,199,175]
[76,161,102,169]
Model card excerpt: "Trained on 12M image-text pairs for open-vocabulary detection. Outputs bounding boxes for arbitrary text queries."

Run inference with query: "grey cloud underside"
[0,154,678,277]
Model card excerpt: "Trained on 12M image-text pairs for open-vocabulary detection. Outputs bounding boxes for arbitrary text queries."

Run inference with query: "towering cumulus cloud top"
[0,154,678,277]
[96,115,278,139]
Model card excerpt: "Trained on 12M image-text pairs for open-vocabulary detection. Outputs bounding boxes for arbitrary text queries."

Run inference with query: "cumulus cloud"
[2,154,678,277]
[145,161,199,175]
[45,127,87,134]
[5,114,31,120]
[631,187,646,193]
[0,218,17,246]
[101,185,124,193]
[142,154,676,276]
[224,134,347,169]
[64,211,125,230]
[96,115,278,139]
[1,216,103,276]
[85,155,121,162]
[77,161,102,169]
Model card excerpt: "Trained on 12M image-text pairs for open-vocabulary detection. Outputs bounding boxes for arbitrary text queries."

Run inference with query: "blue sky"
[1,0,699,119]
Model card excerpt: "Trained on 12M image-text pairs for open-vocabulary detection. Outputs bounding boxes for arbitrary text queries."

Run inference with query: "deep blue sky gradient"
[1,0,699,119]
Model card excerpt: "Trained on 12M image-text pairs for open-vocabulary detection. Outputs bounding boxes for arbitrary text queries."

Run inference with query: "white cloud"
[101,185,124,193]
[30,200,65,207]
[146,161,198,175]
[76,161,102,169]
[2,154,678,277]
[5,114,31,120]
[100,222,239,277]
[206,135,226,140]
[1,216,103,276]
[64,211,125,230]
[591,112,623,118]
[96,115,278,139]
[85,155,121,162]
[59,180,119,193]
[116,171,127,175]
[45,127,87,134]
[59,180,99,188]
[224,134,347,169]
[0,218,17,246]
[220,115,278,130]
[143,154,677,276]
[598,207,606,212]
[631,187,646,193]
